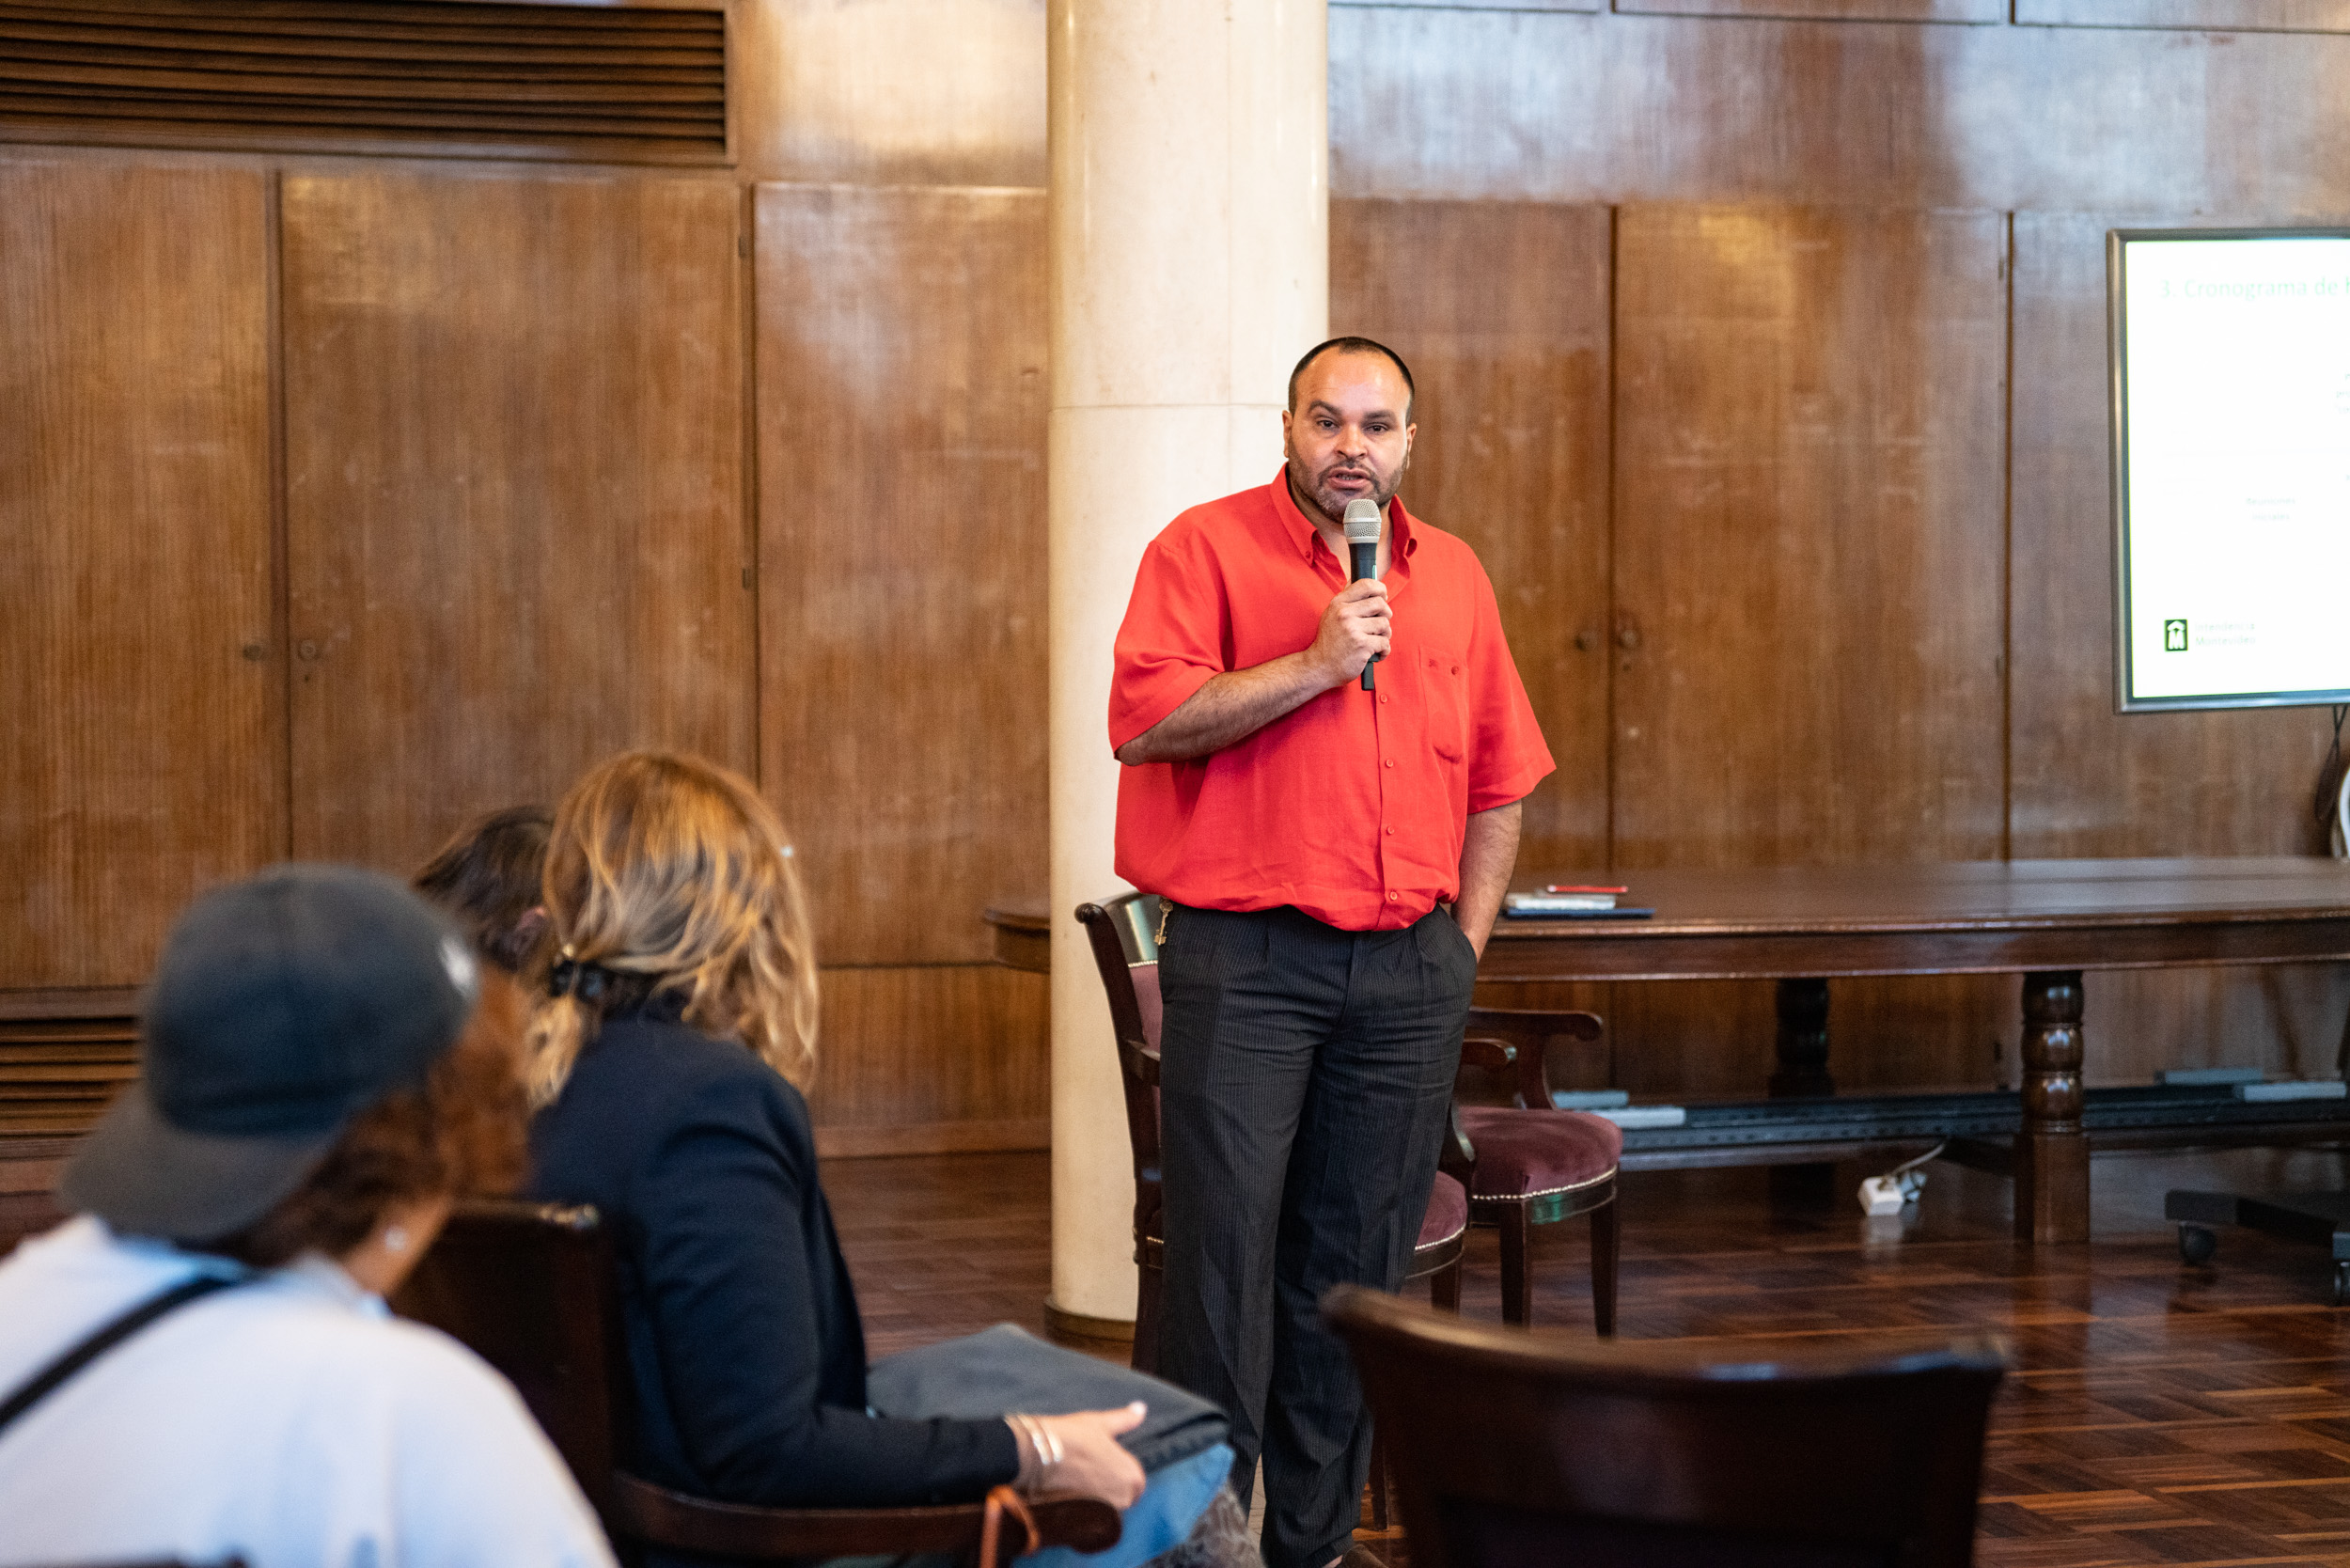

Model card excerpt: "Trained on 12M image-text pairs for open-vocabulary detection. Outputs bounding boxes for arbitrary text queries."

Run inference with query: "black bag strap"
[0,1272,248,1441]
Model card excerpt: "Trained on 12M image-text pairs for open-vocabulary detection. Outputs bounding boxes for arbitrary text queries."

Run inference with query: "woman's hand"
[1029,1402,1148,1507]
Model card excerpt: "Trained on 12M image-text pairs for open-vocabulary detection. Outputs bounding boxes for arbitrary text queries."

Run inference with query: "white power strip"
[1857,1143,1947,1216]
[1859,1172,1922,1216]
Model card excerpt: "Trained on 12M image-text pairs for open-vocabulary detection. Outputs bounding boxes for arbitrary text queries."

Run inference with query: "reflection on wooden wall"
[757,183,1048,969]
[8,0,2350,1141]
[282,171,754,871]
[1611,204,2007,871]
[0,161,279,992]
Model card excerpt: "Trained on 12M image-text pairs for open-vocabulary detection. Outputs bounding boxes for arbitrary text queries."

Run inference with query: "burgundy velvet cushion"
[1454,1106,1622,1200]
[1418,1170,1469,1250]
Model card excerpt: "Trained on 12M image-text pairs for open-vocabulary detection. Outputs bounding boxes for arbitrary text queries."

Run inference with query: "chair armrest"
[1459,1036,1516,1074]
[1464,1008,1604,1108]
[1439,1100,1477,1178]
[611,1472,1121,1560]
[1463,1030,1550,1109]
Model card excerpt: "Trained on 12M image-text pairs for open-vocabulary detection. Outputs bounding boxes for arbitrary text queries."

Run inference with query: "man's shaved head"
[1286,337,1415,424]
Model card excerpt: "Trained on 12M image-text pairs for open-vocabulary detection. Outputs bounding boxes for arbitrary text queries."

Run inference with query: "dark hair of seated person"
[191,973,532,1269]
[414,807,556,977]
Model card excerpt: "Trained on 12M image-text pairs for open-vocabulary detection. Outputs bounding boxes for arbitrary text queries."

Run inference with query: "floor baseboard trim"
[815,1118,1050,1159]
[1043,1296,1136,1347]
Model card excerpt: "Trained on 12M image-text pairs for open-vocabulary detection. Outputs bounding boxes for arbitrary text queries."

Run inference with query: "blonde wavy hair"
[525,750,819,1105]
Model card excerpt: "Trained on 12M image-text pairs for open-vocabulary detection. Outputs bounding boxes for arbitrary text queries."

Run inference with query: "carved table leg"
[1768,978,1836,1203]
[2014,970,2088,1245]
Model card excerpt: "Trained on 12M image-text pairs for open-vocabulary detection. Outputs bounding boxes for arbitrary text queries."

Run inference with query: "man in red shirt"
[1109,337,1554,1568]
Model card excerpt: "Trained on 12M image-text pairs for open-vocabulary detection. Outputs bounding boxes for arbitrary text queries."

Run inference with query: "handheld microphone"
[1342,499,1382,693]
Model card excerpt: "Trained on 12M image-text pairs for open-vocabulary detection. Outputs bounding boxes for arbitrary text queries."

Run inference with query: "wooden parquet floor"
[822,1143,2350,1568]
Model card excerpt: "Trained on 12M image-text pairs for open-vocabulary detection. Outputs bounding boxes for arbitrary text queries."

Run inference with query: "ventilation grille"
[0,1,728,164]
[0,1015,137,1137]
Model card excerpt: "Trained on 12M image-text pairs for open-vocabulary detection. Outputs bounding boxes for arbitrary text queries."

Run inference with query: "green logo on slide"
[2164,619,2188,652]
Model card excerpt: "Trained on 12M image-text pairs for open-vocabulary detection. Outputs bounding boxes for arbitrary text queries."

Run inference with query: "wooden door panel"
[809,964,1049,1155]
[2016,0,2350,28]
[1612,204,2008,870]
[1332,197,1615,874]
[0,159,277,990]
[281,171,751,873]
[1618,0,1998,17]
[1606,205,2011,1091]
[756,183,1048,968]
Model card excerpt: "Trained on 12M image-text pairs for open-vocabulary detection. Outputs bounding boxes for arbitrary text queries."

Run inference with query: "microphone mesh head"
[1341,498,1382,545]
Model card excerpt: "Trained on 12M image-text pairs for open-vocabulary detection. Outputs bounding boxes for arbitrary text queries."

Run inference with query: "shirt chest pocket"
[1417,638,1471,763]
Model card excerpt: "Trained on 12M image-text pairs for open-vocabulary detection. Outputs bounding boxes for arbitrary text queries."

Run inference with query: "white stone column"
[1046,0,1327,1326]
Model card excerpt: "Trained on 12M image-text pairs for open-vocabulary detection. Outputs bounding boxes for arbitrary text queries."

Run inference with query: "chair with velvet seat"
[1073,894,1467,1377]
[1447,1005,1622,1331]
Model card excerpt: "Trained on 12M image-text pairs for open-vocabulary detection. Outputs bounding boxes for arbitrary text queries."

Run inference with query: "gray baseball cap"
[62,864,481,1243]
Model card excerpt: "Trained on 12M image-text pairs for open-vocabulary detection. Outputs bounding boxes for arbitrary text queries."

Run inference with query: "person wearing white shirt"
[0,864,615,1568]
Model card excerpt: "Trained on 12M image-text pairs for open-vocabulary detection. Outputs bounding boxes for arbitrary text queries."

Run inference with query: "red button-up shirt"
[1109,469,1555,931]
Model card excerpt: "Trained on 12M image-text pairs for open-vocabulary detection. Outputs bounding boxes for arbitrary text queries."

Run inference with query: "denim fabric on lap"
[1025,1441,1234,1568]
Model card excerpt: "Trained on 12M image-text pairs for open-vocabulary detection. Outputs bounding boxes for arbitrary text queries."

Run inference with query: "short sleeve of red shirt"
[1108,517,1225,752]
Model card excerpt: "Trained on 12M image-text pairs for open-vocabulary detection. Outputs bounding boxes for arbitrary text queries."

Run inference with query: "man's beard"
[1291,456,1397,524]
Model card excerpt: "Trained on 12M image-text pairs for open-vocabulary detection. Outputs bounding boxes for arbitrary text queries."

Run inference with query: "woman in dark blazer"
[522,751,1249,1564]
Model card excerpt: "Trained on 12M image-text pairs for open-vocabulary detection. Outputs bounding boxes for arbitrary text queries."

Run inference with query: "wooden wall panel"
[1618,0,1996,18]
[1330,11,2350,217]
[280,171,752,873]
[756,183,1049,968]
[1606,205,2013,1093]
[731,0,1047,188]
[1331,197,1614,872]
[2010,212,2339,860]
[808,964,1049,1154]
[2009,210,2350,1082]
[2016,0,2350,29]
[1358,0,1597,11]
[1612,204,2008,869]
[0,159,278,991]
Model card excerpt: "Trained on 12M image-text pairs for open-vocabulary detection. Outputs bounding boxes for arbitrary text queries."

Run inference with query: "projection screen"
[2109,227,2350,713]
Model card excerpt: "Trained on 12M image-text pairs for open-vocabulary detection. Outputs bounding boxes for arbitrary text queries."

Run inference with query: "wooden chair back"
[1076,894,1166,1194]
[395,1200,1121,1560]
[1325,1286,2006,1568]
[388,1199,622,1518]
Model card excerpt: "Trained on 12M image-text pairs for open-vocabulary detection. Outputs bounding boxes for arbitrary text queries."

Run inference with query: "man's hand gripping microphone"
[1342,499,1382,693]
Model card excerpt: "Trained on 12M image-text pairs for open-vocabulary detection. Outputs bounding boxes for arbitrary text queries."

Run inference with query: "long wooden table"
[1485,859,2350,1245]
